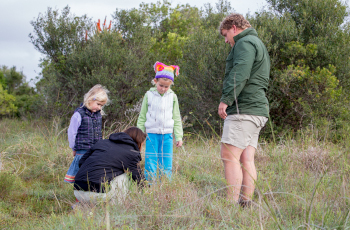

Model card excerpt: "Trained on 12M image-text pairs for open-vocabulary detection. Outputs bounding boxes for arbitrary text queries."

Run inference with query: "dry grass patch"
[0,119,349,229]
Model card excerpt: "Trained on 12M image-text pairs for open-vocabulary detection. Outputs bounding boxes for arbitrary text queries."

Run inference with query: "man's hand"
[176,140,183,147]
[72,150,76,157]
[218,102,228,119]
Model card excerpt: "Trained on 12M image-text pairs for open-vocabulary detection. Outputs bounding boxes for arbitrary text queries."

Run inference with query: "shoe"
[71,199,80,209]
[239,200,252,208]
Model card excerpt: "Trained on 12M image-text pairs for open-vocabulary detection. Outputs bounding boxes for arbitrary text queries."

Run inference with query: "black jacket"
[74,132,144,192]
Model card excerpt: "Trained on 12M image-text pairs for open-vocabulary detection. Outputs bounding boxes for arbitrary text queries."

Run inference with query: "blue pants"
[145,133,173,181]
[64,149,88,183]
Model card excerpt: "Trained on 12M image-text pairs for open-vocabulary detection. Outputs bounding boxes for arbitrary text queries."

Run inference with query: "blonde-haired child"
[64,84,110,183]
[137,61,183,182]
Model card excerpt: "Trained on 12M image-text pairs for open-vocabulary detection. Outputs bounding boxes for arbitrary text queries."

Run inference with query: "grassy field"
[0,118,349,229]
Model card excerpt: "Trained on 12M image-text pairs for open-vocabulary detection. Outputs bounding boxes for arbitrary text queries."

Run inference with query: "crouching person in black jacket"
[73,127,146,204]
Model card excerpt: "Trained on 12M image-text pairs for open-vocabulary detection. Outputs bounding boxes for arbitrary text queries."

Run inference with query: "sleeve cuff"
[220,97,233,106]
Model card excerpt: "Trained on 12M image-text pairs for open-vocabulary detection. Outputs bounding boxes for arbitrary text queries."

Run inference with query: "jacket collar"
[233,27,258,43]
[149,87,174,96]
[82,106,97,117]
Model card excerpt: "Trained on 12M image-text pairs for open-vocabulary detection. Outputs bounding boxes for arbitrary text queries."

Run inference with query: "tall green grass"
[0,119,349,229]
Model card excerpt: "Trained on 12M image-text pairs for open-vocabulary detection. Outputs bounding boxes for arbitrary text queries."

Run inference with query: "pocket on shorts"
[261,117,269,128]
[221,116,246,149]
[240,115,268,128]
[257,116,268,127]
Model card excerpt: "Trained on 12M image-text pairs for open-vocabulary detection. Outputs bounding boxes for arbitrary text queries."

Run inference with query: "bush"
[176,28,229,129]
[29,0,350,140]
[0,66,42,118]
[0,85,17,116]
[278,64,348,126]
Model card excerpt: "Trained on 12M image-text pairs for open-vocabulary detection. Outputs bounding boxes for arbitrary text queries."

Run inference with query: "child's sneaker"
[71,198,79,209]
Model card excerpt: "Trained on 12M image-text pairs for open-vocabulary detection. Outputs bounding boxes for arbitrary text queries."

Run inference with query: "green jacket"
[221,28,270,118]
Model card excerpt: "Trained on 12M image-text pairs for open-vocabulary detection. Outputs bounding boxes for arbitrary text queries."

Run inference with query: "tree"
[249,0,350,133]
[0,85,17,116]
[0,70,5,88]
[0,66,40,118]
[266,0,348,43]
[29,6,92,64]
[1,66,26,94]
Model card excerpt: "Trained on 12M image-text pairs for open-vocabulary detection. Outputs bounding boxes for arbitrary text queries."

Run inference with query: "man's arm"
[218,102,228,119]
[220,40,256,106]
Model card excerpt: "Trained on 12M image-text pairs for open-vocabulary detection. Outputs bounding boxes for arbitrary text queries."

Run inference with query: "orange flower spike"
[97,19,102,32]
[85,30,88,41]
[103,17,106,28]
[108,20,112,30]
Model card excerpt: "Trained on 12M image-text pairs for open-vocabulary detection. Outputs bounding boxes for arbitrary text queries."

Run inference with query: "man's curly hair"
[219,13,251,35]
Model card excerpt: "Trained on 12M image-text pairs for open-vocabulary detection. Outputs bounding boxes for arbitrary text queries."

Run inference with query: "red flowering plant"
[85,17,113,41]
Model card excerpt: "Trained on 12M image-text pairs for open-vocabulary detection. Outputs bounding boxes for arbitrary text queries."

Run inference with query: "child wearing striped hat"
[137,61,183,182]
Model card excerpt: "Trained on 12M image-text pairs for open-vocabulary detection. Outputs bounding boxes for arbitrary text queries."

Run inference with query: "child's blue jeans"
[64,149,88,183]
[145,133,173,182]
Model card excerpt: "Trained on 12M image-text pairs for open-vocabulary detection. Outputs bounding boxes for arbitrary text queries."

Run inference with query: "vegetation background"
[1,0,350,228]
[2,0,349,137]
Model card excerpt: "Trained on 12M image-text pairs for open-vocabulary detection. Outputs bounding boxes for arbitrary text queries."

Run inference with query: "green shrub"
[0,85,17,116]
[0,66,42,118]
[277,64,347,125]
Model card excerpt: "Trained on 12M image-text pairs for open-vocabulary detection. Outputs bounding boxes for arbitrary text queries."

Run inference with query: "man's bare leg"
[221,143,244,202]
[240,145,257,201]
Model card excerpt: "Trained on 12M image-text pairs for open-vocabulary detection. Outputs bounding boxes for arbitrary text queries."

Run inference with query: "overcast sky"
[0,0,268,84]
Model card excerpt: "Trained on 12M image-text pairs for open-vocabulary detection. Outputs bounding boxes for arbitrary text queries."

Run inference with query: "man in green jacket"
[218,13,270,205]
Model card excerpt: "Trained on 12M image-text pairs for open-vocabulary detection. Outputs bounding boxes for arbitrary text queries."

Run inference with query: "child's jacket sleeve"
[173,94,183,142]
[137,94,148,132]
[68,112,82,150]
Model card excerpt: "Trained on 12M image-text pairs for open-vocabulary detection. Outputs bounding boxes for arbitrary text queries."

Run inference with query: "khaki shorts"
[221,114,268,150]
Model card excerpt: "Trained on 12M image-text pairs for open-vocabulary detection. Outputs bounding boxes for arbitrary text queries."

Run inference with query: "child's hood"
[108,132,139,151]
